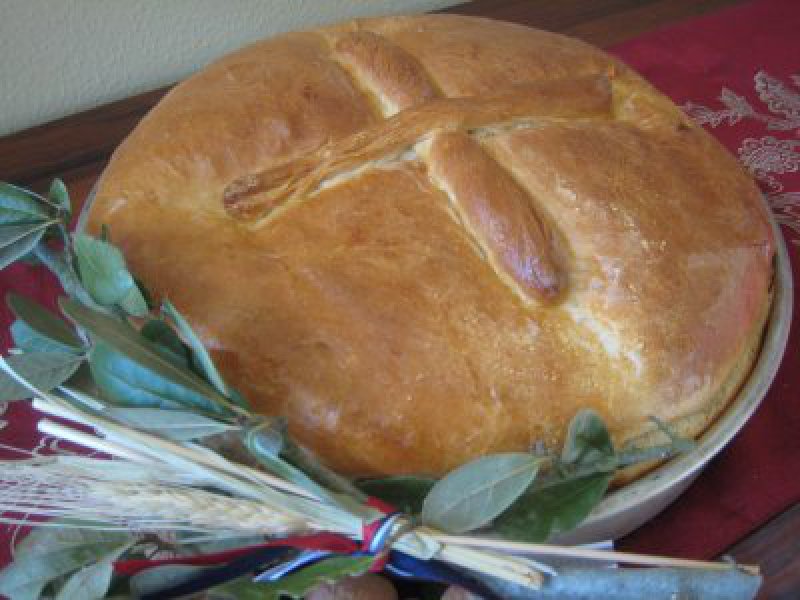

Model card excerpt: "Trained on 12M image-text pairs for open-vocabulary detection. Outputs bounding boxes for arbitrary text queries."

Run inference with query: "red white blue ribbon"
[115,499,501,599]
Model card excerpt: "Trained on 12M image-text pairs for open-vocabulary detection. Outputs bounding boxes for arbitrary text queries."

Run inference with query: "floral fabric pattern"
[683,71,800,243]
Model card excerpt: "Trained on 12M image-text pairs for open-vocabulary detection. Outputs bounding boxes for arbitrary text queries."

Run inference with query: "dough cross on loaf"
[223,31,615,305]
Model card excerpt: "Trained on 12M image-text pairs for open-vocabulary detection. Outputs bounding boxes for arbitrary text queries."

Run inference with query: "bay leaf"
[210,577,277,600]
[117,282,149,317]
[244,422,337,503]
[357,476,436,515]
[0,209,46,225]
[0,525,133,600]
[107,406,236,440]
[0,222,50,249]
[561,409,615,468]
[493,472,613,542]
[0,182,52,222]
[129,565,208,598]
[11,319,75,355]
[89,340,224,416]
[222,556,374,600]
[140,318,191,368]
[0,351,84,402]
[48,178,71,218]
[72,234,140,307]
[163,299,229,397]
[61,298,236,417]
[2,581,45,600]
[32,243,93,305]
[54,544,130,600]
[0,228,45,270]
[7,293,83,353]
[421,453,541,534]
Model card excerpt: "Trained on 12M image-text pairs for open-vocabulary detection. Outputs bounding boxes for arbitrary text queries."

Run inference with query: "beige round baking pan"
[77,189,793,544]
[558,206,793,544]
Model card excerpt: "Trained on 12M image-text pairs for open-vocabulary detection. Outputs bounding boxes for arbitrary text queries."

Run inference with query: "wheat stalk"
[0,462,306,535]
[19,392,547,588]
[30,395,361,533]
[0,358,756,591]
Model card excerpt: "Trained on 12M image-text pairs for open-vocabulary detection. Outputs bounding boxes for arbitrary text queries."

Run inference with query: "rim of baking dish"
[76,186,793,538]
[575,201,793,537]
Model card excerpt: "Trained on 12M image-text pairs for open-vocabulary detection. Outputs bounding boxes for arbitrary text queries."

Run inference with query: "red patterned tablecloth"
[609,0,800,559]
[0,0,797,568]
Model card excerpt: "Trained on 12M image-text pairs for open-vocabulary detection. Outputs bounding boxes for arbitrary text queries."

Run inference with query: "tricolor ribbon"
[114,498,500,599]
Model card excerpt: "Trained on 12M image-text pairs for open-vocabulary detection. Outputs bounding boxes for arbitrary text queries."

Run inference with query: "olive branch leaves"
[0,179,693,599]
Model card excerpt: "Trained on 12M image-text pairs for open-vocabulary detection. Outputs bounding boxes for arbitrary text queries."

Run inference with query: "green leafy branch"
[0,522,135,600]
[0,178,370,507]
[361,409,693,543]
[0,179,698,599]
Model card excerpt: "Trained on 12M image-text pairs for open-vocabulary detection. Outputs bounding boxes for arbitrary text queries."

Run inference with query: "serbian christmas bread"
[87,15,774,478]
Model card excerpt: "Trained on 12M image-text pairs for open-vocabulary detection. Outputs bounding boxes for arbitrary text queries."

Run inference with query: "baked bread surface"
[87,15,775,477]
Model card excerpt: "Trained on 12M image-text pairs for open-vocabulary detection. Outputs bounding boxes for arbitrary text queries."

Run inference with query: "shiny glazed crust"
[88,15,775,477]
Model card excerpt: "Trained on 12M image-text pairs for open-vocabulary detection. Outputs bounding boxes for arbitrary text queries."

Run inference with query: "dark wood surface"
[1,1,796,598]
[728,505,800,600]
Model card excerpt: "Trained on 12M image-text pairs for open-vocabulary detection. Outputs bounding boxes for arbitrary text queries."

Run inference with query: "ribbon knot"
[115,496,499,599]
[257,497,404,580]
[360,510,406,571]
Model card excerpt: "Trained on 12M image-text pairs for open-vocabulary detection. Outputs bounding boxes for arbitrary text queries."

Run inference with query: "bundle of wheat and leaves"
[0,180,762,599]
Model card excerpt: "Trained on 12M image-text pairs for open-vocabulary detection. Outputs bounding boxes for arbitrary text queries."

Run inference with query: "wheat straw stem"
[383,525,544,589]
[34,395,309,500]
[5,358,548,588]
[437,543,545,588]
[21,365,357,531]
[84,480,306,535]
[99,425,349,527]
[35,394,347,531]
[39,380,306,500]
[36,401,547,587]
[32,395,360,534]
[0,466,304,535]
[182,440,335,508]
[431,534,760,576]
[0,518,138,531]
[37,419,153,464]
[33,396,321,503]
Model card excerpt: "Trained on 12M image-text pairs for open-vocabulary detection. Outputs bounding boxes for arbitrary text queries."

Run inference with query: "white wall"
[0,0,461,136]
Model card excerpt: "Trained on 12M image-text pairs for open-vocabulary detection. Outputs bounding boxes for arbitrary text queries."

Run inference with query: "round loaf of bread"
[87,15,774,477]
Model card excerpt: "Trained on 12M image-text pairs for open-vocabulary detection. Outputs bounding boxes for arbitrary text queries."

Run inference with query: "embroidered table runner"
[609,0,800,559]
[0,0,797,569]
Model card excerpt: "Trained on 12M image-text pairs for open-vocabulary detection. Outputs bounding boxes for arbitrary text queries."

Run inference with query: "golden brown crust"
[332,30,439,116]
[222,75,613,221]
[423,131,562,303]
[88,15,774,477]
